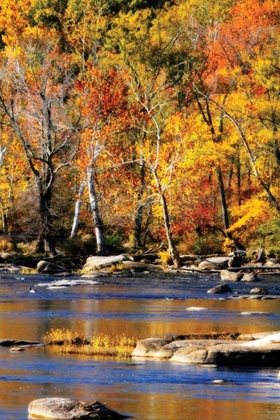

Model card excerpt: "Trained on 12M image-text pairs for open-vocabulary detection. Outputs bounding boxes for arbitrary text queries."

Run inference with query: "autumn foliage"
[0,0,279,257]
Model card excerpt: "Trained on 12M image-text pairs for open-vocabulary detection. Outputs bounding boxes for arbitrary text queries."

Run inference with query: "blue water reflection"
[1,273,280,419]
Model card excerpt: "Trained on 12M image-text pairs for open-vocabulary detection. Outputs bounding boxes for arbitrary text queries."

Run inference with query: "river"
[1,272,280,419]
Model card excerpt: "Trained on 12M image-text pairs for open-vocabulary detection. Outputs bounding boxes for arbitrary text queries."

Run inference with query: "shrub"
[105,232,125,253]
[0,236,14,252]
[158,250,172,265]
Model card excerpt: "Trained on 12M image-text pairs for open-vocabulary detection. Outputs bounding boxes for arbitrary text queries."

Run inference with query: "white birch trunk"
[70,180,87,238]
[87,166,106,255]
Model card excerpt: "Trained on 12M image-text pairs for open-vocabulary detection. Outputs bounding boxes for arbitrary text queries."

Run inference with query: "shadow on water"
[1,273,280,419]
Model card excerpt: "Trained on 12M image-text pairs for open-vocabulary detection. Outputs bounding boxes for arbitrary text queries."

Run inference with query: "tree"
[0,31,80,255]
[71,66,131,254]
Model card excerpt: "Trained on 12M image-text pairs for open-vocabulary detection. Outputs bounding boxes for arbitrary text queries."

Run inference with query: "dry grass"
[43,328,138,357]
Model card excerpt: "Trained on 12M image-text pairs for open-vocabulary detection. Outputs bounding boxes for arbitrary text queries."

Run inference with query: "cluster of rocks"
[132,331,280,366]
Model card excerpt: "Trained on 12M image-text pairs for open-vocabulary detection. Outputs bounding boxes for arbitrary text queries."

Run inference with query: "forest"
[0,0,279,265]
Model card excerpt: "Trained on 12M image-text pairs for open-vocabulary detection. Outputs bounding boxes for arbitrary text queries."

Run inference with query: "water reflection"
[1,274,280,419]
[1,347,280,420]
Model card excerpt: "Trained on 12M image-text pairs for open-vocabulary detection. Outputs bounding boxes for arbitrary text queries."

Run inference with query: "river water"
[1,272,280,419]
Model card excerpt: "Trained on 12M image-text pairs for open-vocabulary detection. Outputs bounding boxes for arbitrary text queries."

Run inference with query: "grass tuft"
[43,329,138,357]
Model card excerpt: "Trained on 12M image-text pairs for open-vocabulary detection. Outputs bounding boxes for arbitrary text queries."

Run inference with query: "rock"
[153,339,193,359]
[122,260,162,272]
[207,284,233,294]
[7,264,21,272]
[220,269,243,282]
[250,287,268,295]
[241,272,261,282]
[212,379,231,384]
[265,259,278,266]
[37,260,49,272]
[198,257,230,270]
[0,252,14,261]
[132,337,171,357]
[205,343,280,366]
[155,339,231,359]
[83,254,133,272]
[37,260,71,274]
[133,332,280,367]
[171,347,208,363]
[0,339,41,347]
[28,398,131,419]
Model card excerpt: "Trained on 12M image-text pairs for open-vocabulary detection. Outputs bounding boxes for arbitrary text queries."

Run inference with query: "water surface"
[1,272,280,419]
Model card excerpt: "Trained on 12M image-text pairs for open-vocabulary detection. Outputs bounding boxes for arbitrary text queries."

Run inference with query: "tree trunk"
[153,172,180,268]
[216,165,232,237]
[133,157,146,248]
[37,179,57,257]
[70,180,87,238]
[87,166,107,255]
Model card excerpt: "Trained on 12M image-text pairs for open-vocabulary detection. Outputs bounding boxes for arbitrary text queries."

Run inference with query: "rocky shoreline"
[1,250,280,278]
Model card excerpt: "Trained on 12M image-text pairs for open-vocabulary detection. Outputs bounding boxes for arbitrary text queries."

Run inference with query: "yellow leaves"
[228,197,272,234]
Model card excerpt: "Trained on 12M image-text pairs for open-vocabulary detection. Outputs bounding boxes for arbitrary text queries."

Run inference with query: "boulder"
[207,284,233,294]
[205,343,280,366]
[220,269,243,282]
[155,339,231,359]
[132,337,171,357]
[37,260,71,274]
[122,260,162,272]
[198,257,230,270]
[241,272,261,282]
[133,332,280,367]
[83,254,133,272]
[28,398,131,419]
[170,347,208,364]
[250,287,268,295]
[37,260,49,272]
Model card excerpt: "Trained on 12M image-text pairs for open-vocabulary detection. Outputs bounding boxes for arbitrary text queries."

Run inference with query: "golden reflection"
[1,295,280,342]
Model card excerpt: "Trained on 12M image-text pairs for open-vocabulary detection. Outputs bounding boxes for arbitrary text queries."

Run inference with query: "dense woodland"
[0,0,279,264]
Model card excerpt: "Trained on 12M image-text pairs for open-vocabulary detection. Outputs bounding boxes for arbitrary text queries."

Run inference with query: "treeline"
[0,0,279,263]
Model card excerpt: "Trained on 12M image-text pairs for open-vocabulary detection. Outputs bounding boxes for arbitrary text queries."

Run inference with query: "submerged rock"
[28,398,131,419]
